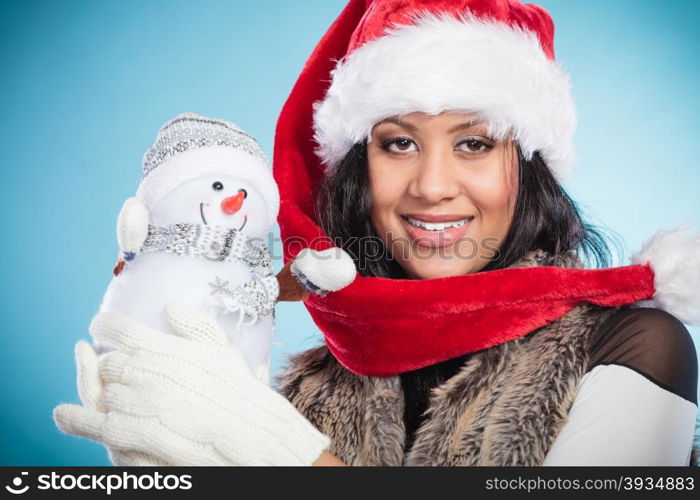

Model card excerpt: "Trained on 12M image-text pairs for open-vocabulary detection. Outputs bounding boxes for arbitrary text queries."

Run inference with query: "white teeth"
[404,216,473,231]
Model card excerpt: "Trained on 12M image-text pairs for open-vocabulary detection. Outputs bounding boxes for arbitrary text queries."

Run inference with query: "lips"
[401,215,475,248]
[403,213,473,223]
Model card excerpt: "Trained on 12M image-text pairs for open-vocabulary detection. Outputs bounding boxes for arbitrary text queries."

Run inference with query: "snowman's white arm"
[116,197,150,261]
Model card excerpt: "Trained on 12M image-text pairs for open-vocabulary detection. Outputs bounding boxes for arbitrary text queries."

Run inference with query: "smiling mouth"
[199,202,208,225]
[200,202,247,231]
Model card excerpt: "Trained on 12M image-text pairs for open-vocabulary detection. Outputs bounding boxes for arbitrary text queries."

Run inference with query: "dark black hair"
[314,138,621,450]
[316,140,618,277]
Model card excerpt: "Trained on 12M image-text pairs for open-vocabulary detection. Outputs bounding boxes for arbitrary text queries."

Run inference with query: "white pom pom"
[630,221,700,325]
[290,247,357,294]
[117,197,150,257]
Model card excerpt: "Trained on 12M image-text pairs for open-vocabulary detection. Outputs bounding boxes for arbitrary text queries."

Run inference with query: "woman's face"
[367,111,519,279]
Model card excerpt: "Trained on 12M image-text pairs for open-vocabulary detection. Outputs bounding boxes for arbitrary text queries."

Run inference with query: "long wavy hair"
[314,138,619,449]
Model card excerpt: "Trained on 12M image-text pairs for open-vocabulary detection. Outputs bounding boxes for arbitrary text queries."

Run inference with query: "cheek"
[368,161,405,225]
[469,161,517,218]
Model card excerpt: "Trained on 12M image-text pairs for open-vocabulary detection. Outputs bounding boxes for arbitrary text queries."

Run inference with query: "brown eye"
[383,137,418,153]
[457,138,492,153]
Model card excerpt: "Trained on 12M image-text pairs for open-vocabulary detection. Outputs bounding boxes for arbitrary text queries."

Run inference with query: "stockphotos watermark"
[4,470,192,495]
[263,233,503,269]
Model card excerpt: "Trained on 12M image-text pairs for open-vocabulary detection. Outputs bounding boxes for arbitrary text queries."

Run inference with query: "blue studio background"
[1,0,698,465]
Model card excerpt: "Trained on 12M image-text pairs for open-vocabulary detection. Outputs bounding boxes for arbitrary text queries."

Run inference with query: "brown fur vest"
[274,250,698,465]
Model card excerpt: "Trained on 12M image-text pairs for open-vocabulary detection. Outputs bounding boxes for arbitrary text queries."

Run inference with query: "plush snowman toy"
[97,113,356,384]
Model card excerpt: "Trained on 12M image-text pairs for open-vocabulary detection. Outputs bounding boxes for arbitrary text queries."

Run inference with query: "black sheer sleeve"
[588,307,698,405]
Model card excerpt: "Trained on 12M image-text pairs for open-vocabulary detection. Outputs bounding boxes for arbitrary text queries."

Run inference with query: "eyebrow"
[374,117,486,134]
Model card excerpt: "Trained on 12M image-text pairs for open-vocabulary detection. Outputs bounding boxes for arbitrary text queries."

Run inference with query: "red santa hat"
[312,0,576,182]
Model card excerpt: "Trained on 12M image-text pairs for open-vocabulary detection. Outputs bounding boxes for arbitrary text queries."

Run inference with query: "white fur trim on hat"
[630,221,700,325]
[312,11,577,182]
[136,146,280,228]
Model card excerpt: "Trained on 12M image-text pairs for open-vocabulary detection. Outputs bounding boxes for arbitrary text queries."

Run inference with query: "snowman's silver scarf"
[140,223,278,329]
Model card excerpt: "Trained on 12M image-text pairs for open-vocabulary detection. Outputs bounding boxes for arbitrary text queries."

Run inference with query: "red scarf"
[272,0,658,376]
[302,262,654,376]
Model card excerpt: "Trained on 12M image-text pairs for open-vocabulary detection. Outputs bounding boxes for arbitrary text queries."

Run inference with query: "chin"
[401,256,480,280]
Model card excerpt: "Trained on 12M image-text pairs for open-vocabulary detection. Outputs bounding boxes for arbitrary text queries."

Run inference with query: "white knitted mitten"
[63,339,168,466]
[53,304,331,466]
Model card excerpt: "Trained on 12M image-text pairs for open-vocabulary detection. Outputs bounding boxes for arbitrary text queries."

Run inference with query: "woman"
[277,109,700,466]
[54,0,700,466]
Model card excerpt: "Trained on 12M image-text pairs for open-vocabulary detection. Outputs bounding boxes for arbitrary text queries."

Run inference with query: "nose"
[221,190,246,215]
[407,147,460,203]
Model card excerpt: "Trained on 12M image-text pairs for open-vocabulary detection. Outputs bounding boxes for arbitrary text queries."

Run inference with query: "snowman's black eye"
[239,189,247,198]
[212,181,224,191]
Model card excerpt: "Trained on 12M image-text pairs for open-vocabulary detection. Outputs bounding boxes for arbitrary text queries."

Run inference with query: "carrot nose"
[221,191,245,215]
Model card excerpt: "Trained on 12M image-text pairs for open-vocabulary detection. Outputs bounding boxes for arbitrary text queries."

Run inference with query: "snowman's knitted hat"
[311,0,576,182]
[136,112,279,227]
